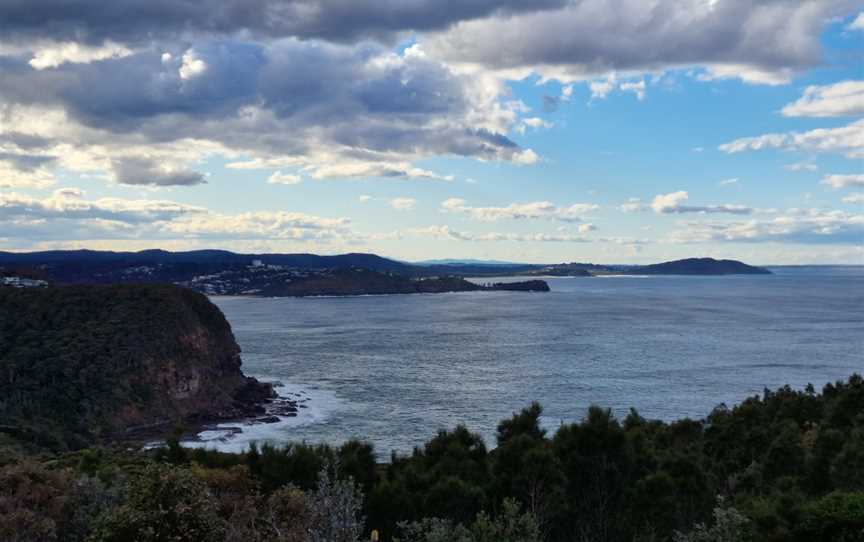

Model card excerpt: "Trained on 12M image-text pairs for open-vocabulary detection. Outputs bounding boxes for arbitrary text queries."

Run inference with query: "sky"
[0,1,862,264]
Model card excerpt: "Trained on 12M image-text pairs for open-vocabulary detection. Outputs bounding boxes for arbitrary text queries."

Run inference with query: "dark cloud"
[0,151,55,171]
[426,0,859,82]
[0,131,55,150]
[111,157,207,186]
[0,0,567,45]
[0,39,530,170]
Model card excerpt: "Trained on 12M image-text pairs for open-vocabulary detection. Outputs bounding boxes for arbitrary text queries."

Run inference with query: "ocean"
[184,266,864,456]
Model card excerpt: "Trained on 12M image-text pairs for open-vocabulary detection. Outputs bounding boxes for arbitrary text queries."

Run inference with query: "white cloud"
[718,178,740,187]
[160,211,350,240]
[267,171,302,185]
[589,78,615,101]
[842,193,864,204]
[0,188,355,245]
[409,225,594,243]
[668,208,864,245]
[620,80,646,100]
[651,191,752,214]
[442,198,598,222]
[358,195,373,203]
[29,41,132,70]
[389,197,416,211]
[0,161,56,189]
[517,117,553,133]
[847,12,864,30]
[302,160,455,182]
[697,64,793,86]
[821,174,864,189]
[785,161,818,172]
[179,49,207,80]
[619,198,645,213]
[0,190,206,223]
[719,119,864,159]
[781,81,864,117]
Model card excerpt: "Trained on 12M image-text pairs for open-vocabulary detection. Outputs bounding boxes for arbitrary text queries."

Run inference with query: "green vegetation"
[0,284,264,452]
[1,375,862,541]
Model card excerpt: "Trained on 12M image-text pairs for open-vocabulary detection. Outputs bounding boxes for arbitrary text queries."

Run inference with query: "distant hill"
[631,258,772,275]
[0,250,772,286]
[0,249,413,273]
[412,258,529,266]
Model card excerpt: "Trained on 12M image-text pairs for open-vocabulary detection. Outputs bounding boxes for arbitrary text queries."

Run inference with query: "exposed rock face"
[0,284,274,449]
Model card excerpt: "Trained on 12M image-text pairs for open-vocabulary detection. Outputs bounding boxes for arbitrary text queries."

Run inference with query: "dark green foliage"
[1,375,862,541]
[0,284,244,450]
[90,463,224,541]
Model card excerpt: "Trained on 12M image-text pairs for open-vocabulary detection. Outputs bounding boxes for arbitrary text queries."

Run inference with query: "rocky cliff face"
[0,284,273,449]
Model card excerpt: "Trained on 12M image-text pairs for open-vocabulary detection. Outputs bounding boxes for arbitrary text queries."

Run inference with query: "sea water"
[185,266,864,456]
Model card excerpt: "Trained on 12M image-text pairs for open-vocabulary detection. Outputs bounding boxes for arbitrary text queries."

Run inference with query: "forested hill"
[632,257,772,275]
[0,284,273,451]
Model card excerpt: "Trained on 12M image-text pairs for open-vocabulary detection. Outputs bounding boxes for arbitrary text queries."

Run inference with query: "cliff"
[0,284,273,450]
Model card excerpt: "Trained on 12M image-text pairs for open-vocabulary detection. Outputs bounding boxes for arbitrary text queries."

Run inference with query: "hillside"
[0,284,273,450]
[631,257,772,275]
[257,269,550,296]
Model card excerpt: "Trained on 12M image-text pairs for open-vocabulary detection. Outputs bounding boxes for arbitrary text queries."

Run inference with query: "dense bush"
[1,375,862,541]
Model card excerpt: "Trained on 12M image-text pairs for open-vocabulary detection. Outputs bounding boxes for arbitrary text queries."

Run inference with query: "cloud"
[848,12,864,30]
[842,193,864,204]
[785,161,818,172]
[178,49,208,80]
[389,197,416,211]
[159,211,350,240]
[441,198,598,222]
[0,39,539,189]
[0,39,534,189]
[358,195,372,203]
[515,116,552,134]
[424,0,857,85]
[111,157,207,186]
[267,171,302,185]
[669,208,864,245]
[0,189,206,223]
[718,178,740,187]
[651,191,753,215]
[0,0,567,46]
[0,161,56,189]
[0,188,352,244]
[781,80,864,117]
[719,119,864,159]
[28,41,132,70]
[590,79,615,101]
[620,80,646,100]
[410,225,594,243]
[619,198,646,213]
[821,174,864,189]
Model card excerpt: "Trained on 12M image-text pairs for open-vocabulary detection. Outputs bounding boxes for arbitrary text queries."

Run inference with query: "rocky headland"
[0,284,278,450]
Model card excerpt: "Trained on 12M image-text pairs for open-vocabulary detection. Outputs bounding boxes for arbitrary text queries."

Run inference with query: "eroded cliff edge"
[0,284,273,450]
